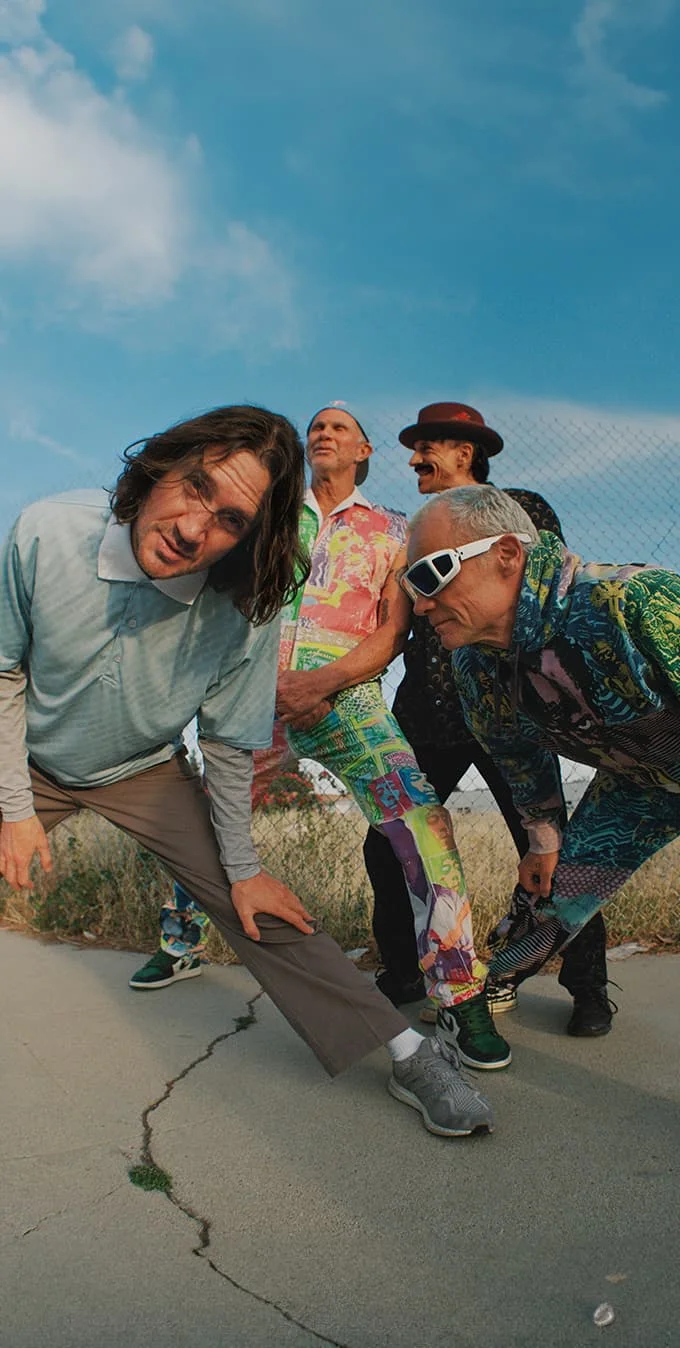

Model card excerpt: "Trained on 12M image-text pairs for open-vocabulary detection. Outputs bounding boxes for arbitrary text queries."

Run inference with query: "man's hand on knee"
[231,871,315,941]
[0,816,52,890]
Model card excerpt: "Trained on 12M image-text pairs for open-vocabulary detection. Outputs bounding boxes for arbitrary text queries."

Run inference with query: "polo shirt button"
[128,618,137,628]
[114,655,121,663]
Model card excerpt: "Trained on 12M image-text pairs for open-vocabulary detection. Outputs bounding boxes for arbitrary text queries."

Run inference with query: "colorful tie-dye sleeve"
[624,570,680,706]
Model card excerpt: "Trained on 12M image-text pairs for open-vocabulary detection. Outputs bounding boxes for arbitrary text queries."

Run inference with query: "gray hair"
[412,484,539,549]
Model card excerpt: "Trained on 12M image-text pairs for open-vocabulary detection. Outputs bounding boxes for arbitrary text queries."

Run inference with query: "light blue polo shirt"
[0,490,280,787]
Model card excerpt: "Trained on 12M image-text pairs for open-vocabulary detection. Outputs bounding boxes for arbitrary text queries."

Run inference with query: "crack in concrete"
[137,991,263,1167]
[200,1249,352,1348]
[132,990,352,1348]
[20,1183,125,1239]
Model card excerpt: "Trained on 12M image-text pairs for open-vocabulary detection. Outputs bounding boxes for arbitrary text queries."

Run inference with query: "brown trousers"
[30,754,407,1076]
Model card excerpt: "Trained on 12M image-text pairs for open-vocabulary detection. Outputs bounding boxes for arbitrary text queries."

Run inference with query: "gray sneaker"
[388,1036,494,1137]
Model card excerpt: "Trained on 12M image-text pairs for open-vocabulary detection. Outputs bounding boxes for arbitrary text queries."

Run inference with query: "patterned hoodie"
[451,532,680,854]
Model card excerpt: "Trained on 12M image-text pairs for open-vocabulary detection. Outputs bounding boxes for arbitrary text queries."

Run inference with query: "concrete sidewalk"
[2,929,678,1348]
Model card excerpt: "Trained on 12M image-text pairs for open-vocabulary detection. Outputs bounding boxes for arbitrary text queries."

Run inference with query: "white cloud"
[9,414,92,466]
[0,1,298,344]
[112,24,154,82]
[0,0,45,43]
[0,38,186,305]
[205,224,299,350]
[573,0,669,121]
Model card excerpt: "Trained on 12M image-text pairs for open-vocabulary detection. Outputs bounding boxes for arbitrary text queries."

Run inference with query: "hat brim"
[398,421,503,455]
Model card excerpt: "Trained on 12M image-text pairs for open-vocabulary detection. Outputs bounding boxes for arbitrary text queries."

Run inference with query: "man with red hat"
[364,402,612,1041]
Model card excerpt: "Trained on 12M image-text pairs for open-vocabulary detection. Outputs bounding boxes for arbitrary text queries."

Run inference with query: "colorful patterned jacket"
[393,488,563,747]
[452,532,680,854]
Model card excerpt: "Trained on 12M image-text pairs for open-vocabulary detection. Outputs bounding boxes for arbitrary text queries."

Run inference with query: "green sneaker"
[129,950,202,990]
[437,989,512,1070]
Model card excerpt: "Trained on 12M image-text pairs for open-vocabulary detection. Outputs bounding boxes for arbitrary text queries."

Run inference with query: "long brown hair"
[110,405,309,625]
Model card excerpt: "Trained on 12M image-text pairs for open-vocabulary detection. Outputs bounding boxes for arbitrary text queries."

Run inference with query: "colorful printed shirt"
[279,486,408,675]
[393,488,564,747]
[452,532,680,853]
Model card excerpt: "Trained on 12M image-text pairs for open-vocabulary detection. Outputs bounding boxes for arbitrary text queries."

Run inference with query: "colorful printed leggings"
[488,770,680,985]
[160,682,487,1006]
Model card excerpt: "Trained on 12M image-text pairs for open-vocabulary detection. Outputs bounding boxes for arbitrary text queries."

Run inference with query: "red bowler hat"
[398,402,504,455]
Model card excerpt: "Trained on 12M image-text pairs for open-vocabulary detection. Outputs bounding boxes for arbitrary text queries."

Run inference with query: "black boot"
[566,987,617,1037]
[558,913,617,1036]
[375,967,426,1008]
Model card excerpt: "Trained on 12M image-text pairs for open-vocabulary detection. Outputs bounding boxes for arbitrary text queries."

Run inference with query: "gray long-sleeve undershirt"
[201,737,261,883]
[0,667,262,884]
[0,668,33,822]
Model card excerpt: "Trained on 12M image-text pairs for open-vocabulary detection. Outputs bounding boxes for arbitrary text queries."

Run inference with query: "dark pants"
[363,740,608,997]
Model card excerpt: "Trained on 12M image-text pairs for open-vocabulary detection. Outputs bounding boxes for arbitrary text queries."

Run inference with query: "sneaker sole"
[387,1078,493,1136]
[566,1022,612,1038]
[128,964,203,990]
[458,1047,512,1070]
[487,998,518,1016]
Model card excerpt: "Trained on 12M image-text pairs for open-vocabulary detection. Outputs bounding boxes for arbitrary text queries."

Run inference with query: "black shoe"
[567,988,617,1037]
[375,968,426,1008]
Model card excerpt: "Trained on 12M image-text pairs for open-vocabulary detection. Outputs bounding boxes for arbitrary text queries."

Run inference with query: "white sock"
[387,1028,425,1062]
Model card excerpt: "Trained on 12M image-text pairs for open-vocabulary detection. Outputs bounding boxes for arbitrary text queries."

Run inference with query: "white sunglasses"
[400,533,532,601]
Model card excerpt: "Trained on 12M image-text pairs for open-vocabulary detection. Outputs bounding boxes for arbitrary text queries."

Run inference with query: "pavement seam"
[131,989,351,1348]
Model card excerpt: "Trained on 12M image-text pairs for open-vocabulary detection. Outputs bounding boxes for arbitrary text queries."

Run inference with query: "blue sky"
[1,0,679,547]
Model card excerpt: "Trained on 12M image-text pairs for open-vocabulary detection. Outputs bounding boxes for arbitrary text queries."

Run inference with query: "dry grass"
[1,802,678,959]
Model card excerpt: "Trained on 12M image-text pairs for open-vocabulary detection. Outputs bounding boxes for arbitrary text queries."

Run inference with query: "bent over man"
[0,406,494,1139]
[404,483,680,994]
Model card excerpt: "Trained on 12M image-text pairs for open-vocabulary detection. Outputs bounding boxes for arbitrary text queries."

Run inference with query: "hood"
[509,531,580,655]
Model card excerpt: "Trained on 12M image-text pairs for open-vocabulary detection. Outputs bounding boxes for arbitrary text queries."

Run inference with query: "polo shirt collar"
[97,514,208,606]
[304,484,372,522]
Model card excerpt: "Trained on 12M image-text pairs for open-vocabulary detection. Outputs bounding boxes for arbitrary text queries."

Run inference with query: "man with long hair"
[0,404,494,1138]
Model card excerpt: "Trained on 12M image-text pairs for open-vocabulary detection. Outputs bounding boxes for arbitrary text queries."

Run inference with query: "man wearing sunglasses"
[364,404,612,1040]
[405,483,680,995]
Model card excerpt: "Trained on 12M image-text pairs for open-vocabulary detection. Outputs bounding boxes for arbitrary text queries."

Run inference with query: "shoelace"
[572,978,620,1017]
[455,998,495,1036]
[429,1036,463,1074]
[580,986,619,1017]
